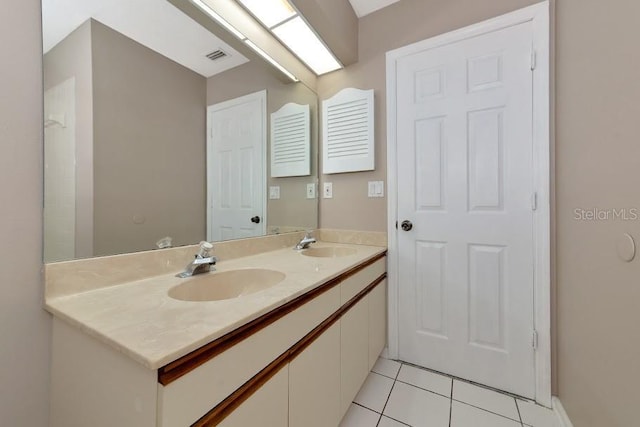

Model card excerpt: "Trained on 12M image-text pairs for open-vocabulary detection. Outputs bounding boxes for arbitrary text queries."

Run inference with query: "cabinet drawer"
[340,258,386,304]
[217,367,288,427]
[157,285,340,427]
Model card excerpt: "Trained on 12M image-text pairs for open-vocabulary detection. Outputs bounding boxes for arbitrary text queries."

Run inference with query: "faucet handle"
[305,230,314,238]
[197,241,214,257]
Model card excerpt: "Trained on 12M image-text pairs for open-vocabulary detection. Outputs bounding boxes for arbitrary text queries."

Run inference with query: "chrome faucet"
[176,241,218,278]
[294,231,317,250]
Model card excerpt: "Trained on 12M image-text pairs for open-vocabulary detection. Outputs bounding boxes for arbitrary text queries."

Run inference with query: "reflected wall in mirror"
[42,1,318,263]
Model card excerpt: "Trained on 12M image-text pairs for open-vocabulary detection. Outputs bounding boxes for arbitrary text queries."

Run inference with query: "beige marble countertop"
[45,242,386,370]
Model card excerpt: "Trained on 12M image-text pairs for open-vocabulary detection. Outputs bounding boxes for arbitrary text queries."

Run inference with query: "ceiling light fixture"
[235,0,296,28]
[191,0,299,82]
[244,40,299,82]
[237,0,342,76]
[192,0,246,40]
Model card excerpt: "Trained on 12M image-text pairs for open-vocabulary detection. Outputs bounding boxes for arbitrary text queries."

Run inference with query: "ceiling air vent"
[205,49,228,61]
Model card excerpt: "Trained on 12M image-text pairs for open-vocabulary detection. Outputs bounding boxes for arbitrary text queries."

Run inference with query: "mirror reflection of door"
[207,90,266,242]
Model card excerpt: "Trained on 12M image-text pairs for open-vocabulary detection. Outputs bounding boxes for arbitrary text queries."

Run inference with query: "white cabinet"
[157,285,340,427]
[368,279,387,370]
[289,323,341,427]
[218,367,289,427]
[50,254,387,427]
[50,319,157,427]
[340,298,370,417]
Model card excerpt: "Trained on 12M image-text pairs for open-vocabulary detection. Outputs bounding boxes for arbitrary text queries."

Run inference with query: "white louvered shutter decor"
[322,88,374,174]
[270,102,311,177]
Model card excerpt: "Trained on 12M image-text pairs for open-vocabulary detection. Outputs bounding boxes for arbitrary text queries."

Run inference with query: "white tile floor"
[340,357,560,427]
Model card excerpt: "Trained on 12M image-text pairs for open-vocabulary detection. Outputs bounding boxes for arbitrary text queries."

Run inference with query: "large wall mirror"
[42,0,319,263]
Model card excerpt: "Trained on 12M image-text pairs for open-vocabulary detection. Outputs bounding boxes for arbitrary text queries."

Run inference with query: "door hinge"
[531,192,538,211]
[530,49,537,71]
[532,330,539,350]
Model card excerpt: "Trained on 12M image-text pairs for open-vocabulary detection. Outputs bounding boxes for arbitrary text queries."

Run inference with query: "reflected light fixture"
[237,0,343,75]
[191,0,299,82]
[244,40,299,82]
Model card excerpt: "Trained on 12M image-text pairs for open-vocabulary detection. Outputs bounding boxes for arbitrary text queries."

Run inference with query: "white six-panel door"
[207,91,266,242]
[395,21,536,397]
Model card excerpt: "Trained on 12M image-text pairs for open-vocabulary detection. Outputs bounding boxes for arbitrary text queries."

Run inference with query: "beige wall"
[91,20,207,256]
[317,0,538,232]
[0,0,51,425]
[555,1,640,425]
[207,60,319,232]
[318,0,640,426]
[44,20,94,259]
[2,1,639,426]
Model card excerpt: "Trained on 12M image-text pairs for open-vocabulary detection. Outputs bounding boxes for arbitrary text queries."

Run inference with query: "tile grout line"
[452,376,525,401]
[375,361,409,427]
[372,370,400,381]
[374,411,382,427]
[398,360,449,394]
[515,398,524,426]
[374,359,529,427]
[379,362,439,427]
[352,401,379,414]
[384,415,412,426]
[394,362,402,380]
[371,359,403,380]
[400,359,526,402]
[450,398,523,424]
[379,379,396,416]
[379,362,402,424]
[449,379,454,427]
[394,378,453,400]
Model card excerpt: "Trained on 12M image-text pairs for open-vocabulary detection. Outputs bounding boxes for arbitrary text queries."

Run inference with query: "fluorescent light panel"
[192,0,246,40]
[245,40,299,82]
[236,0,342,75]
[237,0,295,28]
[272,17,342,75]
[191,0,298,82]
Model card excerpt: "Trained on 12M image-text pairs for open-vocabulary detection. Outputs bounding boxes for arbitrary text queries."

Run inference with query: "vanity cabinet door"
[340,297,370,417]
[368,279,387,370]
[217,367,289,427]
[289,322,341,427]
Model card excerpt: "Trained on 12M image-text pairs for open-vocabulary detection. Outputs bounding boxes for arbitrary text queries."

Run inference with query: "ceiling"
[42,0,249,77]
[348,0,401,17]
[42,0,403,79]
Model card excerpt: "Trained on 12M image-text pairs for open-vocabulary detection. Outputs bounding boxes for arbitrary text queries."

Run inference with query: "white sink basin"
[168,269,285,302]
[301,247,357,258]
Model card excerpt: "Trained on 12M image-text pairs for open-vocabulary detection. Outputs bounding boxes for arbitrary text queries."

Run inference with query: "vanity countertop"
[45,242,386,370]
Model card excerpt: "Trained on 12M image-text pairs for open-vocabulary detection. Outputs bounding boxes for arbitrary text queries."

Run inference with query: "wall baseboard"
[552,397,574,427]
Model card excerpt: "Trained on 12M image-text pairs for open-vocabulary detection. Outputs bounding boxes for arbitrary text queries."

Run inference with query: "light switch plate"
[306,183,316,199]
[269,186,280,199]
[323,182,333,198]
[368,181,384,197]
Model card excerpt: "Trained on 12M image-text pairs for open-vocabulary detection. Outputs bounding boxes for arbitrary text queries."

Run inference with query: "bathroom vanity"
[46,237,387,427]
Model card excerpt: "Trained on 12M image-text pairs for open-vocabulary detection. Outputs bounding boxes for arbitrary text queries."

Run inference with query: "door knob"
[250,216,261,224]
[401,220,413,231]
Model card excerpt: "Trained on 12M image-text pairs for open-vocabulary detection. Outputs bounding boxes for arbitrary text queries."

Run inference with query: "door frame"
[206,90,267,241]
[385,2,551,406]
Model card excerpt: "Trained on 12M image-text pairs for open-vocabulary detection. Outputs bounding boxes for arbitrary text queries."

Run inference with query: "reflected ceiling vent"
[205,49,228,61]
